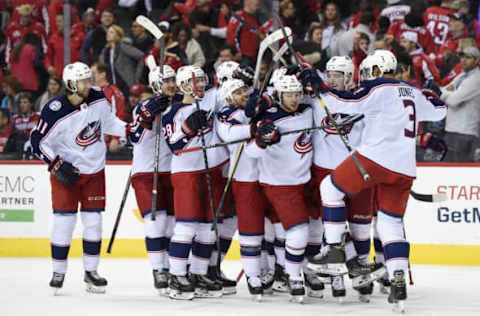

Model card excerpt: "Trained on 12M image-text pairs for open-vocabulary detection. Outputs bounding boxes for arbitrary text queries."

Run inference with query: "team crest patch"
[49,101,62,111]
[76,120,102,147]
[294,132,313,155]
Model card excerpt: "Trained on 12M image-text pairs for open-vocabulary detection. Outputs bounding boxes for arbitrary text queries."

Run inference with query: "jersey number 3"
[403,100,416,138]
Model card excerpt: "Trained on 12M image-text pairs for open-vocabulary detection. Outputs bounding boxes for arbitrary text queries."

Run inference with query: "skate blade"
[168,290,194,300]
[222,286,237,295]
[251,294,263,302]
[306,288,324,299]
[393,300,405,313]
[317,276,331,284]
[194,289,223,298]
[51,287,61,296]
[85,284,106,294]
[358,294,370,303]
[379,284,390,295]
[272,282,289,293]
[263,287,274,295]
[157,287,169,297]
[289,295,305,304]
[307,263,347,275]
[352,275,372,289]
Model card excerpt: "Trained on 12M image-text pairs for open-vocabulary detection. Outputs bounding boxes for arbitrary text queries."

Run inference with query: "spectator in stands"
[172,22,206,68]
[129,20,153,54]
[400,31,440,86]
[82,8,115,64]
[34,76,63,111]
[81,7,97,34]
[380,0,411,23]
[347,0,380,34]
[10,32,43,97]
[0,108,26,160]
[332,11,375,57]
[148,21,187,71]
[440,37,477,86]
[127,83,145,119]
[47,0,79,35]
[320,1,345,56]
[12,92,40,138]
[213,45,240,71]
[226,0,273,66]
[423,0,455,52]
[440,45,480,162]
[99,24,145,95]
[1,75,23,114]
[293,22,325,70]
[279,0,304,39]
[8,0,49,34]
[45,12,86,78]
[5,4,47,66]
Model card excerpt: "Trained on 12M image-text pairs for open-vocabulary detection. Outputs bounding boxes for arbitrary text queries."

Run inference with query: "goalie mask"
[326,56,355,90]
[148,65,176,95]
[176,65,208,96]
[216,61,239,86]
[62,62,93,93]
[220,79,248,106]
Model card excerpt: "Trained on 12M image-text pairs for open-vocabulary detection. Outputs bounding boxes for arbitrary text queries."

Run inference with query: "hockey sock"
[306,217,323,257]
[373,216,385,264]
[284,224,308,280]
[81,212,102,272]
[263,218,275,271]
[169,221,197,276]
[376,211,410,280]
[349,221,371,264]
[191,223,215,275]
[344,233,358,261]
[273,222,286,268]
[51,213,77,274]
[320,176,347,244]
[144,212,168,271]
[240,234,263,278]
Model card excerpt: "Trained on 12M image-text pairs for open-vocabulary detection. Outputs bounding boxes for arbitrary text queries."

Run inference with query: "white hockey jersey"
[320,78,446,177]
[30,87,126,174]
[245,104,314,186]
[216,105,258,182]
[162,87,228,174]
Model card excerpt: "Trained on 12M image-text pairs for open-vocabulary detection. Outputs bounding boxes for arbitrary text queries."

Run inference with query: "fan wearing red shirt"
[432,13,470,68]
[12,92,40,138]
[9,0,49,34]
[385,13,435,54]
[423,0,455,52]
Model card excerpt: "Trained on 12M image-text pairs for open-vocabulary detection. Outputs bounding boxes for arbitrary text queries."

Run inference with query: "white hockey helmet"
[269,67,287,85]
[326,56,355,88]
[216,61,239,85]
[176,65,208,95]
[359,55,379,81]
[148,65,176,94]
[372,49,397,75]
[273,74,303,102]
[63,62,92,93]
[220,79,246,105]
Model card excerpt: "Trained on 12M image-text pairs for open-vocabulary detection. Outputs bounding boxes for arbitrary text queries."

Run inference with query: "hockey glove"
[418,132,447,161]
[298,68,329,94]
[182,110,209,137]
[233,64,254,87]
[422,79,442,97]
[245,89,274,118]
[138,95,171,129]
[252,120,281,149]
[49,156,80,184]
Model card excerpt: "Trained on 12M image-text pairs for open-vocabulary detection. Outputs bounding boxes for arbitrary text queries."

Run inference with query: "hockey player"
[306,50,447,311]
[129,64,177,295]
[244,74,315,303]
[29,62,135,294]
[162,65,228,300]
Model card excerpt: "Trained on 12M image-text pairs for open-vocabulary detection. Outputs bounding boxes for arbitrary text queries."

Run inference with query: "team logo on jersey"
[322,113,353,136]
[76,120,102,147]
[294,132,313,155]
[49,101,62,111]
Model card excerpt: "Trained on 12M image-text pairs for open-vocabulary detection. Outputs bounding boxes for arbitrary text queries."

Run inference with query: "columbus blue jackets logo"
[294,132,313,155]
[76,121,102,147]
[322,113,354,136]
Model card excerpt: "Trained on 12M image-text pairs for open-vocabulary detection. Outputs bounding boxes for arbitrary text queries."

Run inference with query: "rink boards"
[0,161,479,265]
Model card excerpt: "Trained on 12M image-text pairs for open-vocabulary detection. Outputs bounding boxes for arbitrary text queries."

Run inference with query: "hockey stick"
[106,170,132,253]
[173,116,364,155]
[410,190,447,203]
[137,14,166,221]
[236,269,244,282]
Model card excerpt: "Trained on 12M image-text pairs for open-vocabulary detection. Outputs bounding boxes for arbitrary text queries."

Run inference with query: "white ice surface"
[1,258,480,316]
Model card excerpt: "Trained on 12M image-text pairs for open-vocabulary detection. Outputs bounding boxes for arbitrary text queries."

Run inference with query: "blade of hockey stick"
[410,190,448,203]
[136,15,164,40]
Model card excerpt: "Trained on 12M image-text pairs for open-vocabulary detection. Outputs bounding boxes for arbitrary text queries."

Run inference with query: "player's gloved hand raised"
[49,156,80,184]
[245,89,273,118]
[418,132,447,161]
[233,64,254,87]
[251,120,281,149]
[138,95,170,129]
[182,110,209,137]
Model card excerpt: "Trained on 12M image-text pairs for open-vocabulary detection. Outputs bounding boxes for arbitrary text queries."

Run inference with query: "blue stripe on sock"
[323,206,346,222]
[51,244,70,260]
[192,240,214,259]
[169,242,192,259]
[285,250,304,263]
[219,238,231,254]
[384,241,410,261]
[145,237,168,252]
[374,238,383,253]
[353,240,370,256]
[83,240,101,256]
[240,246,261,257]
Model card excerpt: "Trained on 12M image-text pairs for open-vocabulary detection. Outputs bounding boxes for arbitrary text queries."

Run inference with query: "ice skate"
[377,272,391,294]
[355,282,374,303]
[331,275,346,303]
[316,272,332,284]
[308,244,347,275]
[207,266,237,295]
[168,275,195,300]
[388,270,407,313]
[272,264,289,293]
[84,271,107,294]
[153,269,169,296]
[288,278,305,304]
[261,269,275,294]
[49,272,65,295]
[304,272,324,298]
[247,276,263,302]
[190,273,223,298]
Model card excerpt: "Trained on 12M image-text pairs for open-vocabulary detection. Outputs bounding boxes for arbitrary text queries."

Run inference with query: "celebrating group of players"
[30,42,446,311]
